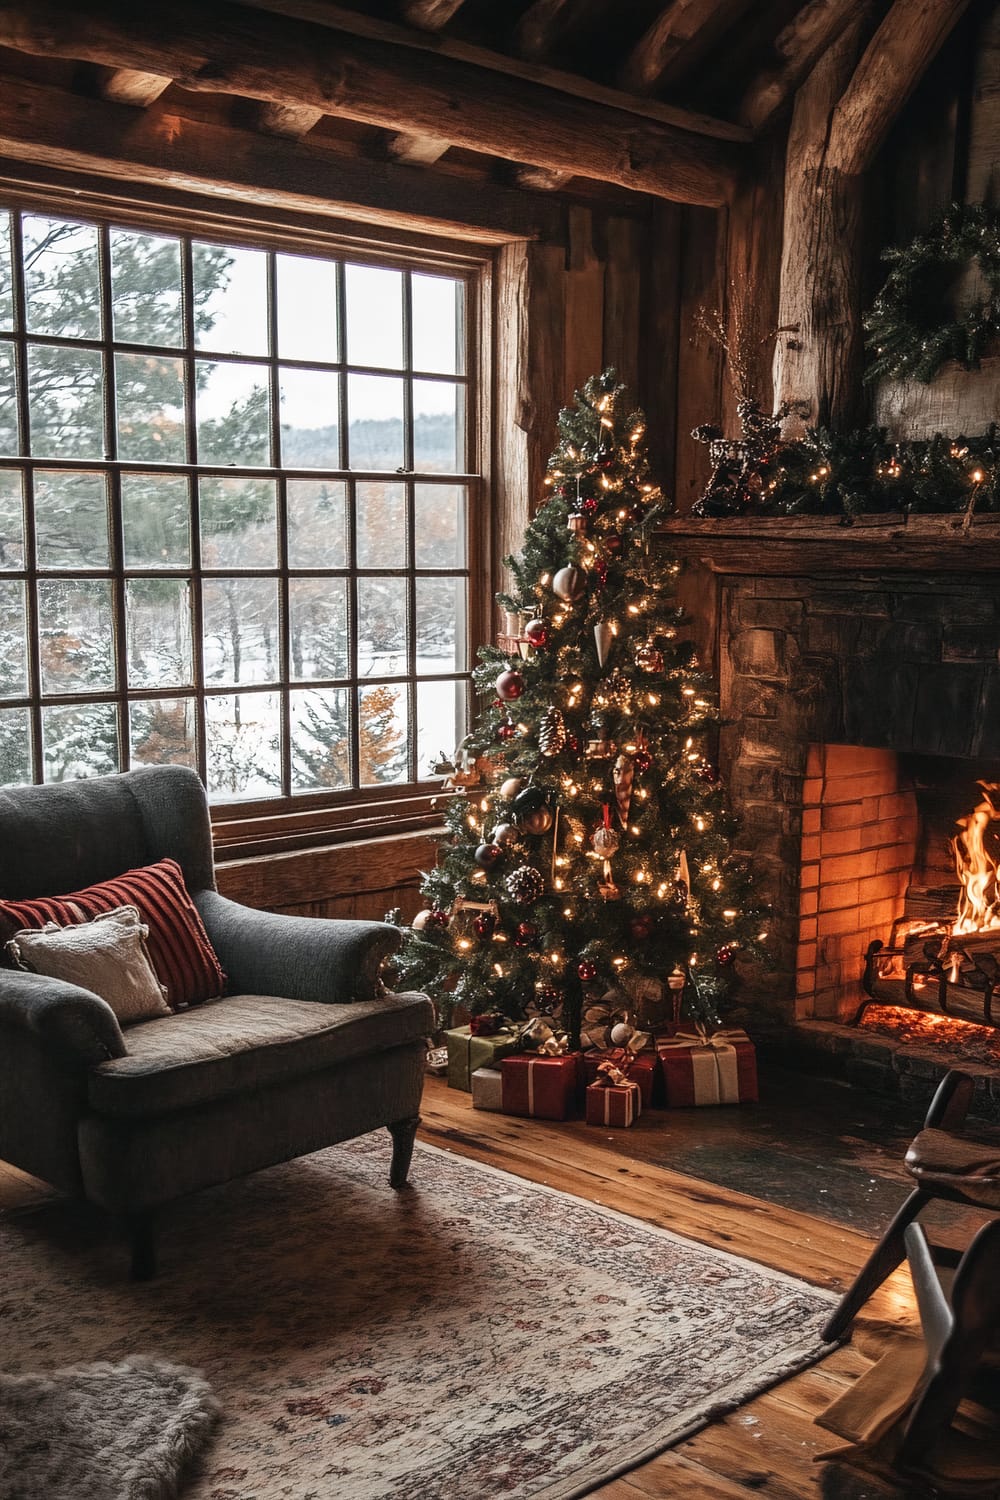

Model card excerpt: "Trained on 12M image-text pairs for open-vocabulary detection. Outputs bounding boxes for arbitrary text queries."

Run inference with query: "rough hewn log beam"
[258,101,324,139]
[0,0,741,205]
[738,0,871,134]
[511,0,607,61]
[400,0,466,30]
[617,0,752,95]
[386,132,452,165]
[0,73,562,244]
[827,0,973,175]
[100,67,171,106]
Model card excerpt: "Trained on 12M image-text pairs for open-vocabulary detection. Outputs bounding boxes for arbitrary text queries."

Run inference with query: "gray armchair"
[0,766,434,1277]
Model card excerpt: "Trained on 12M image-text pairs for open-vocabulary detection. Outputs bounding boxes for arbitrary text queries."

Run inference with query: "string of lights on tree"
[392,370,768,1046]
[692,420,1000,519]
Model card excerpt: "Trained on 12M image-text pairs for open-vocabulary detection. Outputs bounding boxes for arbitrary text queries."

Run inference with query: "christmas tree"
[395,370,768,1045]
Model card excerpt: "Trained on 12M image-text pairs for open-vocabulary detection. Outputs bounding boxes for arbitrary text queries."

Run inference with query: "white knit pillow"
[6,905,171,1025]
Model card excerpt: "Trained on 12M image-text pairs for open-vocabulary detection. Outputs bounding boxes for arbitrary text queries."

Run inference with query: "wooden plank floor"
[419,1076,922,1499]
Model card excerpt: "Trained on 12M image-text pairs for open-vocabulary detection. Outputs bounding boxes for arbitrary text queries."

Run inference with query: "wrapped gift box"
[581,1049,660,1108]
[500,1053,580,1120]
[445,1024,519,1091]
[657,1027,758,1107]
[471,1066,503,1112]
[585,1080,641,1128]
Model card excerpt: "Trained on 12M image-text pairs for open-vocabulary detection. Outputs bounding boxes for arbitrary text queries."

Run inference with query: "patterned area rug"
[2,1139,837,1500]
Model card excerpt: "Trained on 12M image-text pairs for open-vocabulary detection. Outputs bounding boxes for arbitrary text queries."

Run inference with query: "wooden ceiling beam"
[827,0,973,175]
[738,0,873,133]
[100,67,171,107]
[399,0,466,30]
[617,0,753,95]
[511,0,608,62]
[258,101,324,138]
[0,73,563,244]
[0,0,741,206]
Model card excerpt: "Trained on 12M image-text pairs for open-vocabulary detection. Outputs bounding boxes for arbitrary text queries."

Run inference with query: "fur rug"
[0,1357,219,1500]
[3,1139,836,1499]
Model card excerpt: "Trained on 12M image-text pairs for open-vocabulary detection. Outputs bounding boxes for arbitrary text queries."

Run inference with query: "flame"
[952,783,1000,934]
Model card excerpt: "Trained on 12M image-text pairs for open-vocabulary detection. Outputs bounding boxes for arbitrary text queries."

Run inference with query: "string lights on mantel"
[392,369,768,1048]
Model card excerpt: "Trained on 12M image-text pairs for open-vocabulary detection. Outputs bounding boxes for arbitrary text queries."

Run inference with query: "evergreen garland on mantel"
[865,202,1000,384]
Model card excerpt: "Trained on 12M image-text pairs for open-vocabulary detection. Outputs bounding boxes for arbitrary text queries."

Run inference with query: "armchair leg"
[388,1115,420,1189]
[127,1209,157,1281]
[821,1186,930,1343]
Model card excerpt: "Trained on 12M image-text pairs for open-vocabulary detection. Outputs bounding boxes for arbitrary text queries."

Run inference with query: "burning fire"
[952,782,1000,934]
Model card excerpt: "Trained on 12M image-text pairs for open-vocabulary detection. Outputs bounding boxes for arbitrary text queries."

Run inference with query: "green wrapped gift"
[445,1024,519,1091]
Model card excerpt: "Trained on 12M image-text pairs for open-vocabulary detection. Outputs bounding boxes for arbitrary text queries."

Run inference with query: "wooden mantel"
[659,514,1000,573]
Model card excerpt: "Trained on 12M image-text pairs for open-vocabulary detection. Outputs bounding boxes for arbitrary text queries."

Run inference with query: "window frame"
[0,190,494,851]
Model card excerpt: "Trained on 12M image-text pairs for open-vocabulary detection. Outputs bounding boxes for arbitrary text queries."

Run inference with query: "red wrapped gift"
[657,1026,758,1107]
[501,1053,580,1120]
[585,1080,641,1127]
[582,1049,660,1108]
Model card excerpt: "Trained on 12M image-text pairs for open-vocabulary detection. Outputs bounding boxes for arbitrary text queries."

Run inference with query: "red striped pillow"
[0,858,225,1009]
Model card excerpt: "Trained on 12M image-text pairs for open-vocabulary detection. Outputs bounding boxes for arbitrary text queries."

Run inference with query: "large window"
[0,207,475,817]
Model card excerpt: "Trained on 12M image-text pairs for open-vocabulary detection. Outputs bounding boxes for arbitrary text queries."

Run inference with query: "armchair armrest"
[195,890,403,1005]
[0,967,126,1065]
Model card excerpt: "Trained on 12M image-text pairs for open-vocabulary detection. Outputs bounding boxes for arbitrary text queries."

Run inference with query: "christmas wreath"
[864,202,1000,384]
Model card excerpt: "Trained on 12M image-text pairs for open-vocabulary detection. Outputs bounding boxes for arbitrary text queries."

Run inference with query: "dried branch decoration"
[696,275,796,406]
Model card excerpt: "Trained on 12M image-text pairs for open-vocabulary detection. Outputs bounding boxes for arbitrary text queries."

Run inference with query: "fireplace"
[663,515,1000,1047]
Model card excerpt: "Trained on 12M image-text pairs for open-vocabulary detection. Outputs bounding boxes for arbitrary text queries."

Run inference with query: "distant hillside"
[282,412,458,471]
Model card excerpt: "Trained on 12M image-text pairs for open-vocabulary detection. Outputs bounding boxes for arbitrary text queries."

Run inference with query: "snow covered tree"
[395,370,768,1043]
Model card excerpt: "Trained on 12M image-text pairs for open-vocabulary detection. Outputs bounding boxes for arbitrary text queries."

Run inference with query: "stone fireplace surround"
[663,515,1000,1114]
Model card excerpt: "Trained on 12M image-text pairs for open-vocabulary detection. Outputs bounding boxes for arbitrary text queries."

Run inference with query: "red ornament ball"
[496,669,524,701]
[603,533,623,556]
[474,842,503,871]
[535,985,562,1013]
[577,958,598,982]
[716,945,737,967]
[565,733,581,758]
[515,921,539,947]
[697,762,721,784]
[629,913,656,941]
[473,911,497,939]
[497,720,517,742]
[633,747,653,774]
[425,906,450,929]
[524,618,551,649]
[580,496,599,517]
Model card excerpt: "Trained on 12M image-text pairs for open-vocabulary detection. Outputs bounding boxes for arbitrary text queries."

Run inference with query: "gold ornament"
[612,753,634,826]
[552,565,586,602]
[538,706,567,757]
[500,776,526,801]
[593,621,615,668]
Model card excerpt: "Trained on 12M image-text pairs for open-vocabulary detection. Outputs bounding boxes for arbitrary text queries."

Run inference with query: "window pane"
[23,215,100,340]
[279,368,340,468]
[38,579,115,694]
[358,577,406,678]
[130,697,196,769]
[0,707,30,786]
[0,579,27,697]
[193,243,268,355]
[416,577,462,675]
[287,479,347,567]
[34,470,109,569]
[289,578,348,681]
[417,679,465,779]
[347,374,403,470]
[412,273,463,375]
[42,702,118,782]
[359,683,408,785]
[345,264,402,369]
[0,213,13,332]
[115,352,186,462]
[196,360,271,465]
[0,344,17,454]
[291,687,351,792]
[0,470,23,569]
[126,578,192,688]
[206,691,280,801]
[357,482,405,568]
[110,229,183,347]
[414,483,464,568]
[414,379,463,473]
[202,577,279,686]
[122,473,190,568]
[199,477,277,567]
[27,345,103,458]
[277,254,338,361]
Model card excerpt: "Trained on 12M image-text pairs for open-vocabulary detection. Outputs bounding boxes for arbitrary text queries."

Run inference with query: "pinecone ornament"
[538,706,567,757]
[505,864,547,904]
